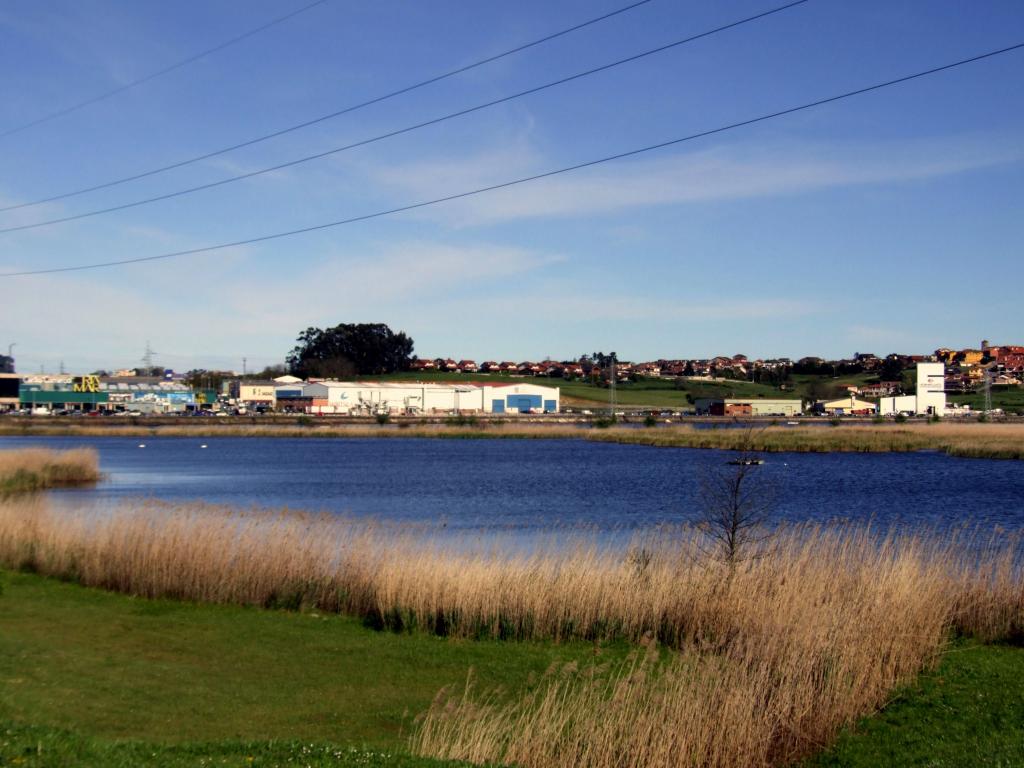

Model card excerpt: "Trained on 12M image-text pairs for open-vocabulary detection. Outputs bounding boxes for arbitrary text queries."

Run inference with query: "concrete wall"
[239,385,276,404]
[749,400,803,417]
[878,395,918,416]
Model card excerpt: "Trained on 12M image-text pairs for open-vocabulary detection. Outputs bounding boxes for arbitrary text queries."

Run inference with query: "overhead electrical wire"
[0,0,657,213]
[0,0,810,235]
[0,0,333,140]
[2,41,1020,279]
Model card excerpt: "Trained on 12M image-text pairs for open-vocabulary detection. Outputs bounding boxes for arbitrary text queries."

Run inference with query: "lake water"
[3,435,1022,534]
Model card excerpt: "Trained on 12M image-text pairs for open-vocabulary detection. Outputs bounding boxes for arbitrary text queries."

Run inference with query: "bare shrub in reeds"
[0,497,1021,766]
[0,448,100,493]
[697,449,775,566]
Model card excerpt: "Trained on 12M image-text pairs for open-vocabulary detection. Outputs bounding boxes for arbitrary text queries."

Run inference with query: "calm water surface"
[4,436,1022,534]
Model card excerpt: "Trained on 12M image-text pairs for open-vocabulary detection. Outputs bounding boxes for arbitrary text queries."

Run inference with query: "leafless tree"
[697,426,776,565]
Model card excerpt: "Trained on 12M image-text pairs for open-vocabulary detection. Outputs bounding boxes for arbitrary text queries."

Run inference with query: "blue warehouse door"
[544,400,556,413]
[507,395,542,413]
[491,399,505,413]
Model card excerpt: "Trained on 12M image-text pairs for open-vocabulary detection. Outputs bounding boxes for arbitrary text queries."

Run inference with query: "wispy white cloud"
[364,135,1022,227]
[224,239,565,322]
[448,293,821,323]
[1,239,565,371]
[368,142,542,197]
[0,192,72,232]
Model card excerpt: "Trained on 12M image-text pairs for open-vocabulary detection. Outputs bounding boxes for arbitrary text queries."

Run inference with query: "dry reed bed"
[411,527,1023,768]
[0,497,1020,766]
[589,422,1024,459]
[0,448,100,493]
[1,422,1022,459]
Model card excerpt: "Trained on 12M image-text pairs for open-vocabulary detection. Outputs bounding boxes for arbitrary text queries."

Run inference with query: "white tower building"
[915,362,946,416]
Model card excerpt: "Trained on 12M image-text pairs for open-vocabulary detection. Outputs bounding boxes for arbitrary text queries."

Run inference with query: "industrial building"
[878,363,946,416]
[812,396,878,416]
[694,398,803,417]
[12,375,211,413]
[276,381,560,415]
[228,381,277,409]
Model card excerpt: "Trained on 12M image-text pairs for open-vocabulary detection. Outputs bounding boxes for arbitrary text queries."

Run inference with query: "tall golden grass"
[0,496,1020,766]
[2,421,1022,459]
[409,525,1023,767]
[0,448,100,493]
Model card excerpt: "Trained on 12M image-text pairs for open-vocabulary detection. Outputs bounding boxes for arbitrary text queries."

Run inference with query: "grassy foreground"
[808,640,1024,767]
[0,570,606,763]
[2,496,1022,767]
[2,422,1023,460]
[1,572,1021,768]
[0,723,457,768]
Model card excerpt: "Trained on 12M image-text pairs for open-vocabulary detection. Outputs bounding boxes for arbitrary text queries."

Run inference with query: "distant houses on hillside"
[402,340,1023,396]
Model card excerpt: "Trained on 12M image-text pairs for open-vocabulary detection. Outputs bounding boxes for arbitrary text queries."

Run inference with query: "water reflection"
[1,435,1021,535]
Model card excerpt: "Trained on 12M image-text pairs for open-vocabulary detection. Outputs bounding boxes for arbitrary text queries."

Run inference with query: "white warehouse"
[275,381,560,415]
[878,363,946,416]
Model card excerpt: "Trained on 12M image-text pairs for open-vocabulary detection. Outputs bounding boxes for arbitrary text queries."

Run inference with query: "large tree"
[287,323,414,378]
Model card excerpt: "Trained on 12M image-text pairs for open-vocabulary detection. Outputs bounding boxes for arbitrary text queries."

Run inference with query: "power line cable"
[0,0,333,140]
[2,42,1020,278]
[0,0,810,235]
[0,0,655,213]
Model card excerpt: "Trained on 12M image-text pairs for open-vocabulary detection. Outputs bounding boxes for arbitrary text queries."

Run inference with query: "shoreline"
[1,419,1022,460]
[2,497,1021,767]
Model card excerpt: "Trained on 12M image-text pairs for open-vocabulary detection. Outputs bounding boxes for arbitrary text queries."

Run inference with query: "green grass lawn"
[787,373,878,399]
[0,723,460,768]
[806,640,1024,767]
[3,571,1021,767]
[0,571,613,765]
[949,387,1024,415]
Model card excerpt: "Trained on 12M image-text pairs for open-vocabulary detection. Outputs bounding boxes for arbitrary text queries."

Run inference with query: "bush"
[872,415,885,424]
[643,414,657,428]
[444,415,478,427]
[375,412,390,426]
[829,417,842,427]
[895,413,908,423]
[296,415,314,427]
[593,417,616,429]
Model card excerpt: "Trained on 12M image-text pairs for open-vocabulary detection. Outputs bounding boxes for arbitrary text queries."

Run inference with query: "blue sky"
[1,0,1021,373]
